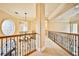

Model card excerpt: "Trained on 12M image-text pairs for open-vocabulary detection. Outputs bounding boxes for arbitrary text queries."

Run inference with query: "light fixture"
[14,11,27,21]
[14,11,28,33]
[24,12,27,21]
[15,11,19,14]
[75,4,79,8]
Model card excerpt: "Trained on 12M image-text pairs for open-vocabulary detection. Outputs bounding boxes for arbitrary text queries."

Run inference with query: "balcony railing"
[0,33,36,56]
[48,31,79,56]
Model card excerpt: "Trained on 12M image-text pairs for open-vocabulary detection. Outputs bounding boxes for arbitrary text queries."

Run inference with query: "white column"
[36,4,46,52]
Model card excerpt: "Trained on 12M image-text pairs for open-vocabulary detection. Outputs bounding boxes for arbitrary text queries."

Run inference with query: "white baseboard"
[36,48,41,52]
[36,46,46,52]
[41,46,46,52]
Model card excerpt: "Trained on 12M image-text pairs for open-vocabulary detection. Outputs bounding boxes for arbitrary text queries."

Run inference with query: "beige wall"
[48,21,70,32]
[0,10,35,36]
[29,19,36,33]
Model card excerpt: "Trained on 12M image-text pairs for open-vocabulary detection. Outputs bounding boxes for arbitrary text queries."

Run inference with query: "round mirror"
[2,19,15,36]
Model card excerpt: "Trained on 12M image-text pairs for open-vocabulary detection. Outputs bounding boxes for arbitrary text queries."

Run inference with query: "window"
[1,19,15,36]
[70,23,77,33]
[20,22,28,33]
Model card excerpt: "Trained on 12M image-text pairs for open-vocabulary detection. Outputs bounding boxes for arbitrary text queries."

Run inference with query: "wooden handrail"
[0,33,37,39]
[48,31,79,36]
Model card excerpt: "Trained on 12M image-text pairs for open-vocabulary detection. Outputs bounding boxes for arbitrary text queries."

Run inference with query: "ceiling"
[52,3,79,22]
[0,3,78,22]
[0,3,62,20]
[45,3,61,17]
[0,3,36,20]
[47,3,77,20]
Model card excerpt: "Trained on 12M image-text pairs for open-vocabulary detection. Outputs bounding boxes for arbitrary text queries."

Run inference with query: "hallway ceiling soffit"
[48,3,77,22]
[54,4,79,22]
[47,4,66,19]
[45,3,61,17]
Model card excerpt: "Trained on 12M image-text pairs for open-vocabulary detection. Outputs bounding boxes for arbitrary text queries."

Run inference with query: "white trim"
[36,46,46,52]
[41,47,46,52]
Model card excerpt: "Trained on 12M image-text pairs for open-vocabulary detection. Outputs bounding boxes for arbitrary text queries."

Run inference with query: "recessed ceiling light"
[15,11,19,14]
[24,12,27,15]
[75,4,79,8]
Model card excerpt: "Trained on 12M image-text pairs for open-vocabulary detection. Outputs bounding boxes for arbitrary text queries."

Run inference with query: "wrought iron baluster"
[23,35,26,55]
[68,35,70,51]
[1,39,3,56]
[18,36,20,56]
[10,37,11,56]
[22,36,24,55]
[14,37,16,56]
[70,35,74,54]
[69,35,71,51]
[29,36,31,52]
[27,37,28,55]
[74,35,77,56]
[6,38,7,55]
[72,35,75,54]
[16,36,18,56]
[78,36,79,56]
[23,35,27,55]
[21,36,23,56]
[28,37,30,53]
[30,36,31,52]
[20,36,21,56]
[25,35,27,55]
[33,39,36,49]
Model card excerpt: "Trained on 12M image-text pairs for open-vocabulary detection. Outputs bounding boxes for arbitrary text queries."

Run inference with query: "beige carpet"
[29,38,71,56]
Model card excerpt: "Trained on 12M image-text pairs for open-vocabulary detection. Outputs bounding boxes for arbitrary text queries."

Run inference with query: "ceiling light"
[24,12,27,21]
[15,11,19,14]
[75,4,79,8]
[24,12,27,15]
